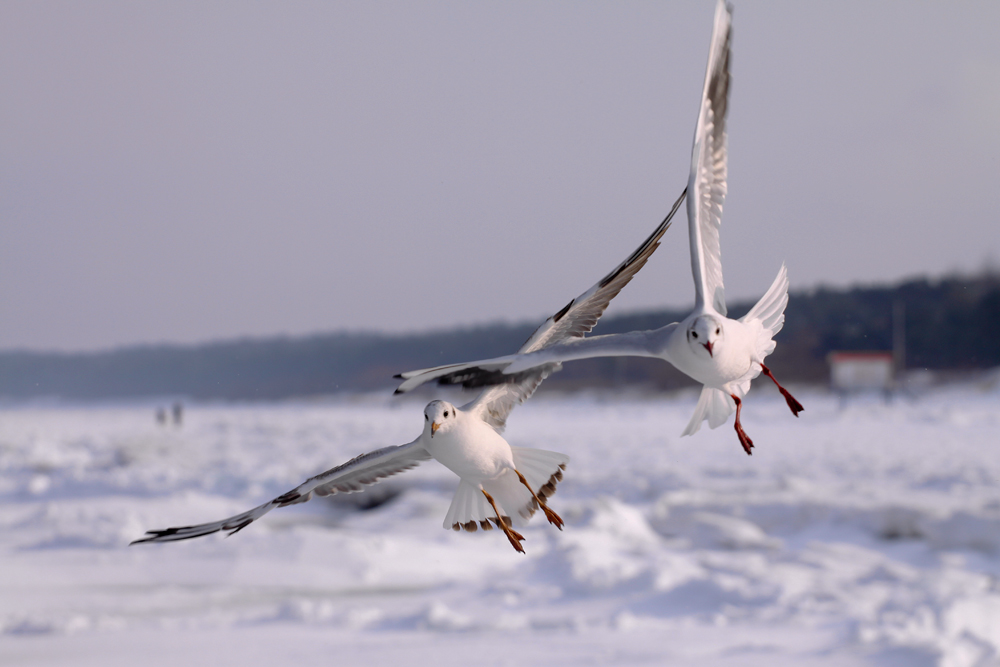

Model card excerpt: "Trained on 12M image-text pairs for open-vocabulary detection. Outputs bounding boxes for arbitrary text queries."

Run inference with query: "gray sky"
[2,1,998,352]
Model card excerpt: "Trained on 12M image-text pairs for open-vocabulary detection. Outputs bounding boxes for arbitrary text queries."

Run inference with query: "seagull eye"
[444,411,449,418]
[715,328,720,334]
[425,415,428,421]
[692,332,698,339]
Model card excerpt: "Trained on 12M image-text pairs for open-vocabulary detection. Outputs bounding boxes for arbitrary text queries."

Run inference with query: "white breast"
[664,316,755,389]
[426,415,514,483]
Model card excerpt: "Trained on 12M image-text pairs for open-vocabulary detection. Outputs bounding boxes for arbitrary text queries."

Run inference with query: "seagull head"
[424,400,458,438]
[687,315,724,359]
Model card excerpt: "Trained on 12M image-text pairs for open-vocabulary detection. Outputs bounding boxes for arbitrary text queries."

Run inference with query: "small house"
[828,351,895,392]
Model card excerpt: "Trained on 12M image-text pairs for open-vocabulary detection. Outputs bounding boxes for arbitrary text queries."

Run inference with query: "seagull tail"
[681,385,736,436]
[484,448,570,530]
[443,480,496,532]
[443,449,569,533]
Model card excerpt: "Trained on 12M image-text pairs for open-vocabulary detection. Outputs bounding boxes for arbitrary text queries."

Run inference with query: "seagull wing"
[457,190,685,432]
[394,188,687,429]
[687,0,732,316]
[131,439,430,544]
[512,187,686,356]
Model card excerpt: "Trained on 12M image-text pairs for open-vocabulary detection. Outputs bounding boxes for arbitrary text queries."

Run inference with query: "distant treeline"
[1,273,997,401]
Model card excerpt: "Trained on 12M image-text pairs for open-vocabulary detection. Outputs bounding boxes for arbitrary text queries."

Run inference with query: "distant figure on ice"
[172,402,183,426]
[156,408,167,426]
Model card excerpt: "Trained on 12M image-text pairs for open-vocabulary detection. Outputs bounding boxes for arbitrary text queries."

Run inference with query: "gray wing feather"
[688,0,732,315]
[131,439,429,544]
[500,326,678,375]
[394,188,687,400]
[393,189,685,401]
[461,189,687,432]
[514,188,687,355]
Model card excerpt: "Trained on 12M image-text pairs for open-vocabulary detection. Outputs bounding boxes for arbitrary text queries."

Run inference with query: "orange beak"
[703,341,713,357]
[431,422,440,436]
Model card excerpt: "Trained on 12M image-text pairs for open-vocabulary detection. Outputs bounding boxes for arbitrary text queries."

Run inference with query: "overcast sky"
[2,1,998,352]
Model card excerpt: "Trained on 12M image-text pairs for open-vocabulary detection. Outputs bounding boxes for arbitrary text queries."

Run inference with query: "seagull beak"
[431,422,440,436]
[703,341,714,357]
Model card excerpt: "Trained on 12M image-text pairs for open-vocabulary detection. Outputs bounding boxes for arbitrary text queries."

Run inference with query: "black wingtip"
[393,388,404,395]
[392,374,403,379]
[129,530,165,546]
[225,518,253,537]
[551,299,574,323]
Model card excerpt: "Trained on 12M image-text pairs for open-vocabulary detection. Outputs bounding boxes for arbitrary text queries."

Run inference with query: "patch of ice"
[2,389,1000,665]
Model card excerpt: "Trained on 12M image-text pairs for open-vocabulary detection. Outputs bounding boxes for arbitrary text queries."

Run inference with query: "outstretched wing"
[512,187,687,356]
[449,190,685,432]
[131,439,430,544]
[688,0,732,316]
[394,187,687,416]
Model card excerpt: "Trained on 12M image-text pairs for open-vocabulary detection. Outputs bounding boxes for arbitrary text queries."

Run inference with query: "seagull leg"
[513,470,564,530]
[760,363,804,416]
[482,490,525,554]
[731,394,754,456]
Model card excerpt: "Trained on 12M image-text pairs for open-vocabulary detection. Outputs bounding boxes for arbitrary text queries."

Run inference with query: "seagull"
[394,0,802,456]
[131,398,565,553]
[131,167,687,554]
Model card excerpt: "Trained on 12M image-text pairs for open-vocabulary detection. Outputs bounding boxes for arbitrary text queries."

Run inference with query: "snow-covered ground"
[2,382,999,666]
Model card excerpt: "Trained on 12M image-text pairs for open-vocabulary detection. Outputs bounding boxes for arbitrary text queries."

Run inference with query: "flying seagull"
[132,191,685,553]
[394,0,802,456]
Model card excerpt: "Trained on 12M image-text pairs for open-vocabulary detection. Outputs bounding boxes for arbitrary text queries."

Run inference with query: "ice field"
[1,382,999,666]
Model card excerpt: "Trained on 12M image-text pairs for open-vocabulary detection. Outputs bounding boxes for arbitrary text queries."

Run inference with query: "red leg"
[514,470,564,530]
[482,490,525,554]
[760,363,804,417]
[732,394,754,456]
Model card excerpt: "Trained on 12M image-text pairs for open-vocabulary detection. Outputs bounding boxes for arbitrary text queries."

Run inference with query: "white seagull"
[132,191,686,553]
[132,398,565,553]
[394,0,802,456]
